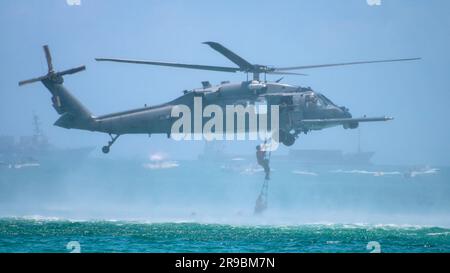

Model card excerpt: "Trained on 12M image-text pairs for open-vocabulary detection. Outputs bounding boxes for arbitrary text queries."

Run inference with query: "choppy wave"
[0,216,447,229]
[331,169,402,176]
[292,170,318,176]
[0,217,449,253]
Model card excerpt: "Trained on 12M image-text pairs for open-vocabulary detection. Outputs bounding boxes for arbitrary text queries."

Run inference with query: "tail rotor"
[18,45,86,86]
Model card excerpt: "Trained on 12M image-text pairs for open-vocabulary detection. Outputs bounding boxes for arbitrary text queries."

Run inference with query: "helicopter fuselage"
[68,80,353,139]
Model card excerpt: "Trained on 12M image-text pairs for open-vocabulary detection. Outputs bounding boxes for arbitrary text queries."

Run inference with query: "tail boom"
[19,45,95,131]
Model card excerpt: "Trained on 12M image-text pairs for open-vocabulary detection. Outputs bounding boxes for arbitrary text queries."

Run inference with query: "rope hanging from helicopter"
[254,137,273,214]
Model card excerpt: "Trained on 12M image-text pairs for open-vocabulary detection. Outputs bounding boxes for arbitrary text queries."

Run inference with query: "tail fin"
[19,45,94,129]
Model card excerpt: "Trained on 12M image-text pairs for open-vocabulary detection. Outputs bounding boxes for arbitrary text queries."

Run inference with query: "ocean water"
[0,157,449,252]
[1,219,450,253]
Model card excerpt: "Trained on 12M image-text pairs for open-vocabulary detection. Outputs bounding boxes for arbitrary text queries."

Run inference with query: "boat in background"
[0,114,93,167]
[289,128,374,166]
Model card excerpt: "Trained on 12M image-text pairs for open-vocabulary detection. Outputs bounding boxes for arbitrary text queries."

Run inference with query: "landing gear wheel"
[101,134,120,154]
[282,134,296,146]
[280,130,296,146]
[102,146,110,154]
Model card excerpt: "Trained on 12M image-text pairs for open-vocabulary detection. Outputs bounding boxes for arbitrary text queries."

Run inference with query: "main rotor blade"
[57,65,86,76]
[43,45,53,72]
[203,41,254,71]
[95,58,240,73]
[275,58,421,71]
[267,71,307,76]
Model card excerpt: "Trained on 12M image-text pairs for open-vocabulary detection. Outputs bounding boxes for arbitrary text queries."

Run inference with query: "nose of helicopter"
[339,106,352,118]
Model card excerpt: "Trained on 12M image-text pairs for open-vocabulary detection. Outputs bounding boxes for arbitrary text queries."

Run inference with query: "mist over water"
[1,150,449,253]
[1,157,448,228]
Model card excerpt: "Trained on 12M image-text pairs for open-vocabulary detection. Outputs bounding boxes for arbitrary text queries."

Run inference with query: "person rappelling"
[254,140,272,214]
[256,144,270,180]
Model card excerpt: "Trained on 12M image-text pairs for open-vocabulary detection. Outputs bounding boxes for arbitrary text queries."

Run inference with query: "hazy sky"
[1,0,449,165]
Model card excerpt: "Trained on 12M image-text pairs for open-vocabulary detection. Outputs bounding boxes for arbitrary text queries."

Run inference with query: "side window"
[316,97,323,107]
[306,94,318,107]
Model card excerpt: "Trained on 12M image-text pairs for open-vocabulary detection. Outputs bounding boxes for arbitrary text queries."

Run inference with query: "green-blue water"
[0,219,449,253]
[1,158,449,252]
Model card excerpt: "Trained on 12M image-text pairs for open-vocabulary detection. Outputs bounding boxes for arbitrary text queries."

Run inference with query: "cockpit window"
[316,96,324,107]
[306,94,321,107]
[317,94,335,106]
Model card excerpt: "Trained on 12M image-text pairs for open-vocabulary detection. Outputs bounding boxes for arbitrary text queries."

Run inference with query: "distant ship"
[197,129,375,166]
[288,129,374,166]
[198,141,235,162]
[198,141,262,174]
[0,114,93,166]
[288,149,374,166]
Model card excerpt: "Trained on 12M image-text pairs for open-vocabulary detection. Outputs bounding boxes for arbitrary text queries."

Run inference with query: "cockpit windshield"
[317,93,336,106]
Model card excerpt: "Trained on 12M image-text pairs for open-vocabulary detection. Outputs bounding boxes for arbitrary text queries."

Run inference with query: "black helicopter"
[19,43,419,153]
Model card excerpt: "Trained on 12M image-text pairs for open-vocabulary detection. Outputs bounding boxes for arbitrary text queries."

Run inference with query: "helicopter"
[19,43,420,153]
